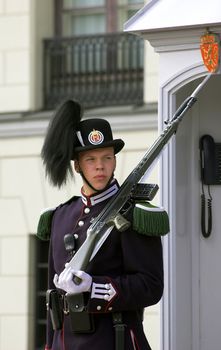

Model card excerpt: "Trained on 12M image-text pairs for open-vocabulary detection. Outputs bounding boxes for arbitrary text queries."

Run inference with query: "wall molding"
[0,104,158,138]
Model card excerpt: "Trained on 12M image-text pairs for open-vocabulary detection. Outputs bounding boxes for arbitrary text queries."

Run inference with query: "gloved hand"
[53,265,92,294]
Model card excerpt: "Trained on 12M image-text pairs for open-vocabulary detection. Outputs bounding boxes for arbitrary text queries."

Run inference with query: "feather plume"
[41,100,82,187]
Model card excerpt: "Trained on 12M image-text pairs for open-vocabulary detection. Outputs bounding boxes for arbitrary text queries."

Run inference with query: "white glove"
[53,265,92,294]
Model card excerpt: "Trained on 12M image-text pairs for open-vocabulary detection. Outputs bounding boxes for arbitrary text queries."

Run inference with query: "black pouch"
[46,289,63,330]
[66,293,95,333]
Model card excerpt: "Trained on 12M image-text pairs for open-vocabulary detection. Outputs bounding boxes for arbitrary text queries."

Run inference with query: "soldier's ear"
[74,160,80,173]
[114,156,116,171]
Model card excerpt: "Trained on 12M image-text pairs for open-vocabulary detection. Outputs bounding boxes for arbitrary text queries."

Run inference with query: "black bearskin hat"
[41,100,124,188]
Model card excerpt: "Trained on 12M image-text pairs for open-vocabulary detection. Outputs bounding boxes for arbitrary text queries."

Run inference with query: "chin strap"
[79,169,114,194]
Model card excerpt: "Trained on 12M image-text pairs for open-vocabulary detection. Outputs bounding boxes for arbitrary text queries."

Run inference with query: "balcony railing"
[43,32,144,110]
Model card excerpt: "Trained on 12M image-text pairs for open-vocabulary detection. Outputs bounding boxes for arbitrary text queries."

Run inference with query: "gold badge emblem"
[200,33,220,73]
[88,129,104,145]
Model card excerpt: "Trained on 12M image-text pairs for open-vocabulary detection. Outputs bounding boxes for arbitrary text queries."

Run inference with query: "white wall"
[0,0,30,111]
[144,41,159,103]
[0,0,53,113]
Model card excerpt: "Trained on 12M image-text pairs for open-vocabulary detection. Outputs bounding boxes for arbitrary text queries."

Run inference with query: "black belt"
[47,289,126,347]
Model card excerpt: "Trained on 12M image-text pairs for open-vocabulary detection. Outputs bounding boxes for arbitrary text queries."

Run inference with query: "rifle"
[66,73,212,283]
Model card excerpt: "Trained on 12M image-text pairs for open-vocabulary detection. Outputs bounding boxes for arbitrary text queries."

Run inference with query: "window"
[55,0,144,36]
[33,237,49,350]
[117,0,144,30]
[45,0,145,109]
[63,0,105,7]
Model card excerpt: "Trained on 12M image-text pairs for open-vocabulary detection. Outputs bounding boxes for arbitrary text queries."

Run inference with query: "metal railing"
[43,32,144,110]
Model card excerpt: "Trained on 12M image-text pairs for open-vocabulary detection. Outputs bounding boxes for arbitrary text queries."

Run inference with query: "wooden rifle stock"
[67,74,212,283]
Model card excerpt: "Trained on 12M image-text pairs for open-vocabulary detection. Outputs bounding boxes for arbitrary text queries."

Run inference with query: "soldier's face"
[74,147,116,195]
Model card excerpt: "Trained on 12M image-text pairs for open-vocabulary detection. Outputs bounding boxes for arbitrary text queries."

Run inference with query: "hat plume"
[41,100,82,187]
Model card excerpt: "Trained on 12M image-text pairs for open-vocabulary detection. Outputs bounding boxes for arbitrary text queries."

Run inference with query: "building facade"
[0,1,161,350]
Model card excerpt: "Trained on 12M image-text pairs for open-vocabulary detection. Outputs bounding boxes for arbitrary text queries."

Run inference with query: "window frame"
[54,0,143,35]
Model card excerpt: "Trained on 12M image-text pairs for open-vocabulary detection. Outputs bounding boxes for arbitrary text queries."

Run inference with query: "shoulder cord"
[112,312,126,350]
[201,183,212,238]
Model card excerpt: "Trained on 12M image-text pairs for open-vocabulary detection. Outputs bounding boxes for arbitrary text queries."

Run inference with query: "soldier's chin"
[93,179,109,192]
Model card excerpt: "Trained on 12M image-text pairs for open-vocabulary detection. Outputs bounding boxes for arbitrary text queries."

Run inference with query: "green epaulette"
[37,207,57,241]
[133,201,170,236]
[36,196,79,241]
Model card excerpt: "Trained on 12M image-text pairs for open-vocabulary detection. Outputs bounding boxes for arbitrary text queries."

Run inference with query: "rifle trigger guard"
[107,213,131,232]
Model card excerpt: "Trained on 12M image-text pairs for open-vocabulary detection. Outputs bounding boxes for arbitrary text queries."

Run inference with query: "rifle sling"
[112,312,126,350]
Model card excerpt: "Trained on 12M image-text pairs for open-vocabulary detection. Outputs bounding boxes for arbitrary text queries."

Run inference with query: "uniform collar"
[81,179,119,207]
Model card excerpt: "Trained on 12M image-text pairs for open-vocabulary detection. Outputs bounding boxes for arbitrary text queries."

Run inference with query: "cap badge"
[88,129,104,145]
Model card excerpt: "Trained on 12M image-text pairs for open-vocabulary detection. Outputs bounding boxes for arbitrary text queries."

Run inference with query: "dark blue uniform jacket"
[46,180,164,350]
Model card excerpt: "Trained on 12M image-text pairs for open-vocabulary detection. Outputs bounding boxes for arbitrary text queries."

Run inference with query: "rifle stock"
[65,74,211,282]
